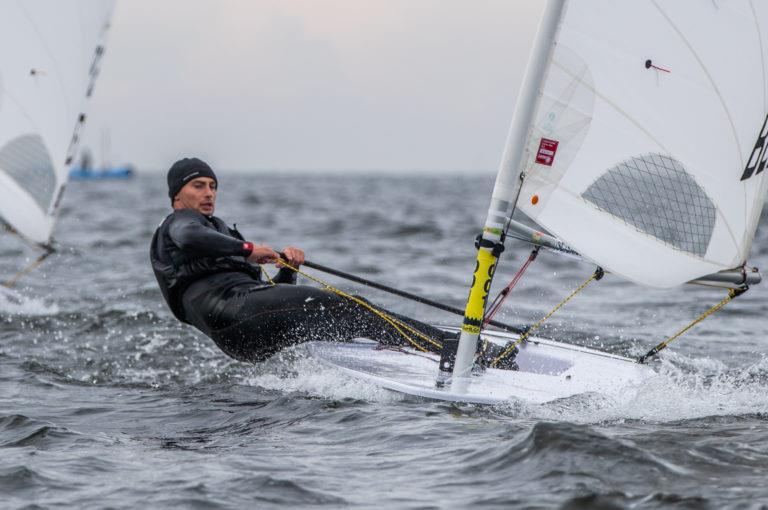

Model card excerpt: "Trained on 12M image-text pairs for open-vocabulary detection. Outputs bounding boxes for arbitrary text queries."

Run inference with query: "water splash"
[240,348,402,403]
[504,352,768,424]
[0,287,58,316]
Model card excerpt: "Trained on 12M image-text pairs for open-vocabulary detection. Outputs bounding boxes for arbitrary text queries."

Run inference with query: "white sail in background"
[514,1,768,288]
[0,0,115,246]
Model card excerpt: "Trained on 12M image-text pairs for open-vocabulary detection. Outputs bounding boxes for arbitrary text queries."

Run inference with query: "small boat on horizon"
[69,146,134,180]
[69,164,134,180]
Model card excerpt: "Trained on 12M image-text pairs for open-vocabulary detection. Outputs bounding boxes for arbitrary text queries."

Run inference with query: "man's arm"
[168,210,252,258]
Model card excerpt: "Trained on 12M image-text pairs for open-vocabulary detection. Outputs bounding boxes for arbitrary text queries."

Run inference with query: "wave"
[0,414,73,449]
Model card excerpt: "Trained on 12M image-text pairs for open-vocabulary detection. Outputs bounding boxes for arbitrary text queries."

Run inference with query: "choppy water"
[2,172,768,509]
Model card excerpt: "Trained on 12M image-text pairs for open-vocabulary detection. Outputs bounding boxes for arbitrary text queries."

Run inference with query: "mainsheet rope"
[263,260,443,353]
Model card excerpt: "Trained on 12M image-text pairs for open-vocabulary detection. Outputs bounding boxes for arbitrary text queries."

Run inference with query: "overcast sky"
[82,1,544,173]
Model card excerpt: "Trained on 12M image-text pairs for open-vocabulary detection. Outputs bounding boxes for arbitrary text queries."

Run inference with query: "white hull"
[306,327,653,405]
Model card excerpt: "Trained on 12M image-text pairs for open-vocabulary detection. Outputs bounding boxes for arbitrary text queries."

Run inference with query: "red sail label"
[535,138,559,166]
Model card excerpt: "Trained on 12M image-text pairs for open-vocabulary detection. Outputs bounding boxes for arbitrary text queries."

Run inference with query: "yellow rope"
[638,288,743,363]
[2,252,53,288]
[275,260,443,352]
[490,268,602,368]
[259,265,276,285]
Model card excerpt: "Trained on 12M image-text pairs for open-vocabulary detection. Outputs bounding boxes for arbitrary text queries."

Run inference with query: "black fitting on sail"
[593,267,604,281]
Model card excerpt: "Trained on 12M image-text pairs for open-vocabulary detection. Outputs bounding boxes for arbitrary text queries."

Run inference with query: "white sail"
[0,0,115,246]
[514,1,768,288]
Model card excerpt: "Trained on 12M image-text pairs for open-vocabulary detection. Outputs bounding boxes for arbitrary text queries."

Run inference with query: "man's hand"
[279,246,305,268]
[247,245,280,264]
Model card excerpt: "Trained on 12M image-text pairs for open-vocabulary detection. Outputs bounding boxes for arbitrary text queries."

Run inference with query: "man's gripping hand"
[280,247,305,268]
[247,245,280,264]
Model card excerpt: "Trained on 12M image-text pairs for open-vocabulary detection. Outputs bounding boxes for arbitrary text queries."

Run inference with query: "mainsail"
[446,0,768,384]
[0,1,115,247]
[515,1,768,288]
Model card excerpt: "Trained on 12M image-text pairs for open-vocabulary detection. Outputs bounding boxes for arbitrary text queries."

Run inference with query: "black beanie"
[167,157,218,203]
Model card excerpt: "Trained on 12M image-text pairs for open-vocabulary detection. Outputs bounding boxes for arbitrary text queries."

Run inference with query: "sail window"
[581,154,716,257]
[0,134,56,213]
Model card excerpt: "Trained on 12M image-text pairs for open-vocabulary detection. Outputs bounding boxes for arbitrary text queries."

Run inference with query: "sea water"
[1,172,768,509]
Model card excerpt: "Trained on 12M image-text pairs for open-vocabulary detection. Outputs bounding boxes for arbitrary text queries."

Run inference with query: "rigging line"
[275,259,442,353]
[482,247,539,328]
[650,0,744,170]
[2,248,54,288]
[490,266,604,368]
[637,287,746,364]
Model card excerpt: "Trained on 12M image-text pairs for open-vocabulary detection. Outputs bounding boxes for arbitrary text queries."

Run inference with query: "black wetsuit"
[149,209,447,362]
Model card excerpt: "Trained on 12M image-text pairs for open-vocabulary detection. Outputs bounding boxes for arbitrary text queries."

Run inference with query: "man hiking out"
[149,157,517,367]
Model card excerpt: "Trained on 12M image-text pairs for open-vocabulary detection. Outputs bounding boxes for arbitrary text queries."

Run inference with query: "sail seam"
[748,0,767,114]
[650,0,744,171]
[550,60,671,155]
[17,2,73,115]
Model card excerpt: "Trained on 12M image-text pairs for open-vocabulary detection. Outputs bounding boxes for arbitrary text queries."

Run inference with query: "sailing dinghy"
[311,0,768,404]
[0,1,115,284]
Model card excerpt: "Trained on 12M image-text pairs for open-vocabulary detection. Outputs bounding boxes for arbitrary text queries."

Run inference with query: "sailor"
[149,157,464,363]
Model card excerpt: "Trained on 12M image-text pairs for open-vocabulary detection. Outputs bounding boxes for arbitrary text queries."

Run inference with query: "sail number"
[740,113,768,181]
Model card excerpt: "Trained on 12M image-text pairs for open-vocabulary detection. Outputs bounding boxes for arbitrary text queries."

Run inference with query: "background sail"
[0,0,115,246]
[516,0,768,288]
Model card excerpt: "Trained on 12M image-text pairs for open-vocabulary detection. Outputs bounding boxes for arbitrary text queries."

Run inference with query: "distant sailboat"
[70,129,134,181]
[0,1,116,284]
[309,0,768,404]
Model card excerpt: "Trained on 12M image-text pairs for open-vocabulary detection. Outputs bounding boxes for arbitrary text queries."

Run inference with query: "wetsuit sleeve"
[168,210,253,258]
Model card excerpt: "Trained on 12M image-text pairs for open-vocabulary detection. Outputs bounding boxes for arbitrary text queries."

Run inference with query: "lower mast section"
[436,222,506,392]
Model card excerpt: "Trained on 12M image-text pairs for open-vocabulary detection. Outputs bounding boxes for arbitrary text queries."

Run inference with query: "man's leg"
[205,284,447,362]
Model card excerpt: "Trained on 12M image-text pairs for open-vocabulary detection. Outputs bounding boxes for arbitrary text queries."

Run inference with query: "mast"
[438,0,567,390]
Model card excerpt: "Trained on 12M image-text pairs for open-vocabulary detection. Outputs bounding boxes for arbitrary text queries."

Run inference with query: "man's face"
[173,177,217,215]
